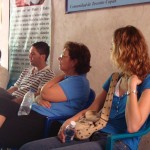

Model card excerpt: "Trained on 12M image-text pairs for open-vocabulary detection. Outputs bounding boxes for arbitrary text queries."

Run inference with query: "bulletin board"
[8,0,51,85]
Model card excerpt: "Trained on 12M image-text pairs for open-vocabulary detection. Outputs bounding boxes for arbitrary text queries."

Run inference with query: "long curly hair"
[111,25,150,80]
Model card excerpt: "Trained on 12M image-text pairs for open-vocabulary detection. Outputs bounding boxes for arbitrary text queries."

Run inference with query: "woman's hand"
[35,95,51,108]
[58,120,71,143]
[58,126,66,143]
[128,75,142,91]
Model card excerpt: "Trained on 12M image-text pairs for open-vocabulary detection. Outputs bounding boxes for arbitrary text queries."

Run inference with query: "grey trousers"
[19,136,103,150]
[19,132,130,150]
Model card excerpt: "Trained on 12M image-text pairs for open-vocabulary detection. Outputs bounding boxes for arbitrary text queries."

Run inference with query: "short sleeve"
[102,74,113,92]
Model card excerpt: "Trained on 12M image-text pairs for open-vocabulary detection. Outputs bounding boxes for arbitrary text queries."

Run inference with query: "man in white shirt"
[6,41,55,104]
[0,42,55,106]
[0,50,10,89]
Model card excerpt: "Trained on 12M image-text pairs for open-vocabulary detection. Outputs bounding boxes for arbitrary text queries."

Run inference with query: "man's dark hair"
[32,41,50,61]
[0,50,1,59]
[64,41,91,74]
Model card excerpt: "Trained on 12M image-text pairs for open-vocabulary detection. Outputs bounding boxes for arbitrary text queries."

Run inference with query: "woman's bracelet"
[126,90,137,96]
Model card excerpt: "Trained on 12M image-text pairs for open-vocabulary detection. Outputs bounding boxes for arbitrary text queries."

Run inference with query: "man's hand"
[13,97,23,104]
[7,86,18,94]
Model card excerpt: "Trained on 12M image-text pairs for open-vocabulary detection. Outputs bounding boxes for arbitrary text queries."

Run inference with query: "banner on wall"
[9,0,51,86]
[66,0,150,13]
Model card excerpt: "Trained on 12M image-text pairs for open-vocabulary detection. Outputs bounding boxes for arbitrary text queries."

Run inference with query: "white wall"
[0,0,9,69]
[50,2,150,149]
[51,0,150,95]
[1,0,150,95]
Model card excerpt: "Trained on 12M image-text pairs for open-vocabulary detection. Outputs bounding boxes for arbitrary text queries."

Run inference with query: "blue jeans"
[19,132,130,150]
[114,140,130,150]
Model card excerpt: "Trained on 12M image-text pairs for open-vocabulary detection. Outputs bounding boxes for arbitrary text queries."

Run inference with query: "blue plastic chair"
[105,117,150,150]
[43,88,96,138]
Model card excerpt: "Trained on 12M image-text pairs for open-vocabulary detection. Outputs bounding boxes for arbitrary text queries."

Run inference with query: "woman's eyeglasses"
[59,54,69,59]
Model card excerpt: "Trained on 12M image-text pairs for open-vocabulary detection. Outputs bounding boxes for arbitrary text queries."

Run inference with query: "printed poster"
[9,0,51,86]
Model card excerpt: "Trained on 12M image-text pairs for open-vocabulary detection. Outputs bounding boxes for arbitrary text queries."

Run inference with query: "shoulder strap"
[100,72,120,122]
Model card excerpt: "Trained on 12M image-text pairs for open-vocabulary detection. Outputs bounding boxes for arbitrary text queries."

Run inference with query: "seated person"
[0,49,10,89]
[6,41,54,104]
[20,26,150,150]
[0,41,91,148]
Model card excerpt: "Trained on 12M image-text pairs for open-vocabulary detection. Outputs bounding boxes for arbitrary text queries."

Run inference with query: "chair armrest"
[105,127,150,150]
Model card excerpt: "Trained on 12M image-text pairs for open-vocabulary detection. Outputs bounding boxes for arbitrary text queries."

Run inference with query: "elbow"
[127,128,138,133]
[40,91,49,101]
[127,125,140,133]
[40,86,49,100]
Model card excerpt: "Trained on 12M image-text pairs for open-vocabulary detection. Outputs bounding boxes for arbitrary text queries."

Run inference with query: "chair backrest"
[83,88,95,109]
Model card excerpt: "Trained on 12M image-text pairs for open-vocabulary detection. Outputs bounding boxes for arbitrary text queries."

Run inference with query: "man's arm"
[7,68,27,94]
[7,85,23,104]
[13,97,23,104]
